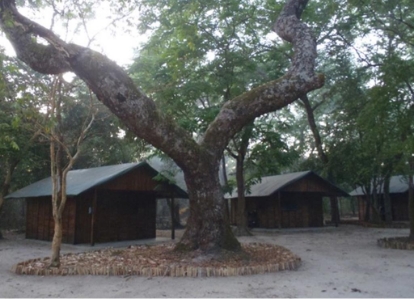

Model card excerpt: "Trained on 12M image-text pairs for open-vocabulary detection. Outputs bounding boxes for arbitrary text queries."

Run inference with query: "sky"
[0,2,146,68]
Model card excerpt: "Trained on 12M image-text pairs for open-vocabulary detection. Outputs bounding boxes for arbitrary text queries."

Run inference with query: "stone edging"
[12,257,301,277]
[377,237,414,250]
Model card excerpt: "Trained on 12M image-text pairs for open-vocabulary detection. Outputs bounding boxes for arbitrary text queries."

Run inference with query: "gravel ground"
[0,225,413,298]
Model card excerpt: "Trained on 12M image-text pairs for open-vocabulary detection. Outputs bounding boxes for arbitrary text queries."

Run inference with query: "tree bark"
[383,174,392,224]
[50,214,63,267]
[234,155,252,236]
[0,159,19,239]
[364,197,371,222]
[0,162,15,213]
[232,124,254,237]
[409,169,414,240]
[165,197,181,228]
[178,161,240,252]
[0,0,323,252]
[221,156,230,220]
[330,197,340,227]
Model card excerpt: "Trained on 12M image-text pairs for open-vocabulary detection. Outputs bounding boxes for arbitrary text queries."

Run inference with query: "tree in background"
[0,51,51,237]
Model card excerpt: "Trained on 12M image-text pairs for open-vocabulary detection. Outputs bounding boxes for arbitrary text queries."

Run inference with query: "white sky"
[0,3,146,67]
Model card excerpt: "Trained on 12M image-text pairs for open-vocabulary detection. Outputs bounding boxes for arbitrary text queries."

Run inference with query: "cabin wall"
[357,193,409,222]
[94,190,156,243]
[99,167,158,191]
[357,196,367,221]
[392,194,409,221]
[74,191,93,244]
[25,196,76,243]
[231,192,324,228]
[282,176,340,195]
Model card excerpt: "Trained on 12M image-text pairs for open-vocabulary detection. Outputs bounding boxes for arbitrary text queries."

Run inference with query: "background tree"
[0,50,51,237]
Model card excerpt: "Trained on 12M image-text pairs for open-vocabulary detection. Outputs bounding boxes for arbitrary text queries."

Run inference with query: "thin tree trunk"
[234,156,252,236]
[0,159,20,239]
[383,174,392,224]
[409,171,414,240]
[170,197,175,240]
[364,198,371,221]
[165,197,181,228]
[50,215,63,267]
[300,95,340,225]
[351,197,356,216]
[221,156,230,220]
[330,197,339,227]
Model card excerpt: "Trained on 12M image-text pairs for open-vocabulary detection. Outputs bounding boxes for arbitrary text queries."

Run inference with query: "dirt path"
[0,225,413,298]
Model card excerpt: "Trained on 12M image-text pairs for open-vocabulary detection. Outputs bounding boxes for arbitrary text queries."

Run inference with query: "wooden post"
[330,196,340,227]
[90,189,97,246]
[278,191,282,228]
[170,194,175,240]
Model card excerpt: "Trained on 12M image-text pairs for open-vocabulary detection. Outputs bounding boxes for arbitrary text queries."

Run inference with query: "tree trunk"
[330,197,339,227]
[351,197,356,216]
[383,175,392,224]
[221,156,230,220]
[170,197,175,240]
[234,156,252,236]
[0,159,19,239]
[409,173,414,240]
[300,95,341,225]
[50,215,62,267]
[165,197,181,228]
[178,163,240,252]
[364,198,371,221]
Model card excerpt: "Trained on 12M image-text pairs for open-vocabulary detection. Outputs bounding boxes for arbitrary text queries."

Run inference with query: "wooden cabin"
[6,162,187,244]
[228,171,349,228]
[350,175,410,222]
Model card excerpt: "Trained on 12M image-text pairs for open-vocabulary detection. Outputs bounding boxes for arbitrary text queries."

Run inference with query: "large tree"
[0,0,323,252]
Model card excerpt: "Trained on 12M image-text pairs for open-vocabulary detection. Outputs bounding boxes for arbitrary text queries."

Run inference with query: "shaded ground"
[1,225,414,297]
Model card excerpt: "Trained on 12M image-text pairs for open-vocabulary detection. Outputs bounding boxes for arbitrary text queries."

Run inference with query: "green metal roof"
[6,161,188,199]
[350,175,410,196]
[226,171,349,198]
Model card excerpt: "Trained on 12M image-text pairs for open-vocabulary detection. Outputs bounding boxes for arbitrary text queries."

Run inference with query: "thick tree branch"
[0,0,200,171]
[202,0,323,158]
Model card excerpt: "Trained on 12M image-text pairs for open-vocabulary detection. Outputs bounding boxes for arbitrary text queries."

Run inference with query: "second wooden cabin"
[228,171,349,228]
[350,175,410,222]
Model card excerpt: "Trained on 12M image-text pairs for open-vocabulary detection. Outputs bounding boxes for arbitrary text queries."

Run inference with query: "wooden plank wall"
[391,194,409,221]
[25,197,76,243]
[74,191,93,244]
[232,192,324,228]
[357,194,409,222]
[357,197,366,221]
[95,190,156,243]
[100,167,158,191]
[282,176,339,195]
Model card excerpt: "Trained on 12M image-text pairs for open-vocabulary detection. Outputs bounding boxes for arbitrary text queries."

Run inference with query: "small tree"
[43,75,95,267]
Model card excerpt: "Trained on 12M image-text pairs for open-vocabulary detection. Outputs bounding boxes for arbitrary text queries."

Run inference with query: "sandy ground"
[0,225,413,298]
